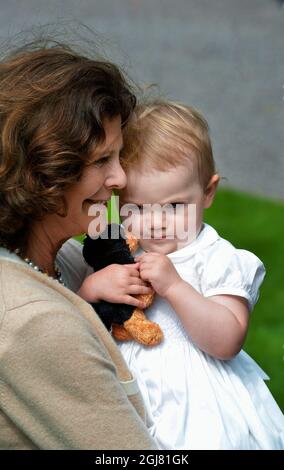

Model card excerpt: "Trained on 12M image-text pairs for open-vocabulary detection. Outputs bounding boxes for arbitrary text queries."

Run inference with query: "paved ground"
[0,0,283,200]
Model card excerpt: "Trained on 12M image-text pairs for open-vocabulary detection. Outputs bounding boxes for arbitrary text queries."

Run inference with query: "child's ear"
[204,174,220,209]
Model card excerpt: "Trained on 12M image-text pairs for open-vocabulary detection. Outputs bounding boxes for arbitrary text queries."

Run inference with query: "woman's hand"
[135,252,182,297]
[77,263,152,309]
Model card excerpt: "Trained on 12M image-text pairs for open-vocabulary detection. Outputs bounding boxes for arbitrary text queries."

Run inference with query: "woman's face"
[60,115,126,237]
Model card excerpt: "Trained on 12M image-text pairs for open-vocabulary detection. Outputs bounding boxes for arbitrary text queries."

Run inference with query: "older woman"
[0,42,156,450]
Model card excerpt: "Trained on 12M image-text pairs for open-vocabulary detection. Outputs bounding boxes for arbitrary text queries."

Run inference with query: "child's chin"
[140,238,177,254]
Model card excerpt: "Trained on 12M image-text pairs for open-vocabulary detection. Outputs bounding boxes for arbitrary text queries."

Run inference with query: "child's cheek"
[175,206,196,241]
[120,212,143,240]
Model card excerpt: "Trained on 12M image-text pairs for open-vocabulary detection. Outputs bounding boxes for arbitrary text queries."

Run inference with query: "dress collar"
[166,223,219,261]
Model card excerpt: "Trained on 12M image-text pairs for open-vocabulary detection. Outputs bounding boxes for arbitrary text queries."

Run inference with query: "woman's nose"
[105,159,127,191]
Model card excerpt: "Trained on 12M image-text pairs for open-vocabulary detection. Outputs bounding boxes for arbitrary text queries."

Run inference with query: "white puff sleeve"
[200,240,266,312]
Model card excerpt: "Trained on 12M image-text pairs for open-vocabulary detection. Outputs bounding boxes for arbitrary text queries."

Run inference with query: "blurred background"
[1,0,283,409]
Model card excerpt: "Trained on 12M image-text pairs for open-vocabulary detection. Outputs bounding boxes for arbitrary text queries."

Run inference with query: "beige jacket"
[0,248,156,450]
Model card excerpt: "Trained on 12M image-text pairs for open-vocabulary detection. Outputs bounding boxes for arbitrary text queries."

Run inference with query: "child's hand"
[77,263,152,309]
[134,252,182,298]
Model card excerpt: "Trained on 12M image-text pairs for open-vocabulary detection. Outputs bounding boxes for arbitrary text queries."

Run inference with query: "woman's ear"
[204,174,220,209]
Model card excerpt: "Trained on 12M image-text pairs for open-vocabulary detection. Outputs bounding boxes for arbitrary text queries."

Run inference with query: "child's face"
[119,160,218,255]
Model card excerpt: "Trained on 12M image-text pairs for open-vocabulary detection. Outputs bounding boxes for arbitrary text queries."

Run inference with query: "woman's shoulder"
[0,255,116,345]
[0,259,109,360]
[0,247,102,349]
[0,258,78,315]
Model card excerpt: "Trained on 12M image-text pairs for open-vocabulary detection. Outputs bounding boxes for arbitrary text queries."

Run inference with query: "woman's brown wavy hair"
[0,41,136,254]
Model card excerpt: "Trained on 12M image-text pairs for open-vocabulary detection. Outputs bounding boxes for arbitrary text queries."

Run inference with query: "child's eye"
[93,156,111,167]
[171,203,186,208]
[164,203,179,209]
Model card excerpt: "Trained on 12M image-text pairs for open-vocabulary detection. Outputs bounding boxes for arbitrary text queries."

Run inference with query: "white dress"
[117,223,284,450]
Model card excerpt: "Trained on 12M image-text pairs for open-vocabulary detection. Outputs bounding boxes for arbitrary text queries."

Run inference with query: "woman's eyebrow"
[96,143,124,157]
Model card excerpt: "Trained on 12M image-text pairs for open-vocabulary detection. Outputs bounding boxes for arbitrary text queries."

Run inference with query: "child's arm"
[165,282,249,360]
[77,263,152,310]
[135,252,249,360]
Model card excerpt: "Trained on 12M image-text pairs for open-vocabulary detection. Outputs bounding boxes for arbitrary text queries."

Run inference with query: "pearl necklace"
[15,249,66,286]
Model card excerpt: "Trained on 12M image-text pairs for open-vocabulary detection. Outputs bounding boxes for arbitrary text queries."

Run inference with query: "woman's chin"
[80,201,108,237]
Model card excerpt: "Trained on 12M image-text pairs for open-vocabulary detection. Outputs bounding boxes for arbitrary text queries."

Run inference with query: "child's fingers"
[128,285,153,295]
[123,295,146,309]
[139,268,151,282]
[124,263,141,276]
[129,276,149,285]
[124,262,140,269]
[134,253,156,261]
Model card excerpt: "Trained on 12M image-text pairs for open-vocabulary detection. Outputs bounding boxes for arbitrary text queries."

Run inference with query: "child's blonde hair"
[122,100,216,189]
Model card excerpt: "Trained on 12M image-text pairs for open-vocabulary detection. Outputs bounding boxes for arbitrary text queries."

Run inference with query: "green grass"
[77,189,284,411]
[204,188,284,411]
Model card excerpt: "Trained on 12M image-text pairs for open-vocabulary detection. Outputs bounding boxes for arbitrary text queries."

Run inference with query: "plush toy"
[82,223,163,346]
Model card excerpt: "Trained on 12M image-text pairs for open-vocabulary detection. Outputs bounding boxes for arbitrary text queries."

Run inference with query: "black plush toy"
[82,223,163,346]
